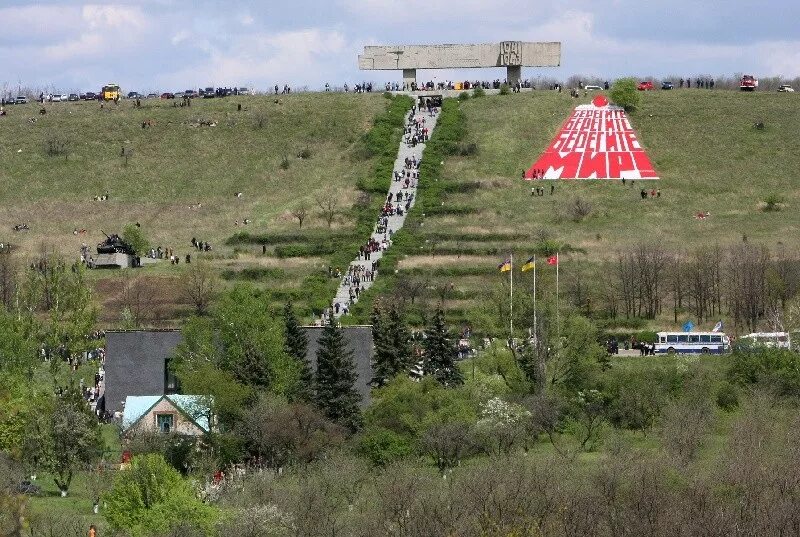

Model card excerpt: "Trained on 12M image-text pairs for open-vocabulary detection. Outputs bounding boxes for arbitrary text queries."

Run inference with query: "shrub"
[472,86,486,98]
[763,193,785,211]
[610,78,640,111]
[457,142,478,156]
[297,146,312,159]
[567,197,593,222]
[45,136,70,159]
[457,91,470,101]
[716,382,740,411]
[728,347,800,396]
[499,84,511,95]
[356,427,413,466]
[104,454,217,536]
[279,155,290,170]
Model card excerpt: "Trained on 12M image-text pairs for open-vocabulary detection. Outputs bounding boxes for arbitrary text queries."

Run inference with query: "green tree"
[548,315,605,392]
[423,308,463,386]
[370,305,394,387]
[25,387,103,496]
[18,254,97,366]
[104,454,217,537]
[122,223,149,256]
[283,302,312,401]
[609,77,640,111]
[314,318,362,432]
[177,287,299,397]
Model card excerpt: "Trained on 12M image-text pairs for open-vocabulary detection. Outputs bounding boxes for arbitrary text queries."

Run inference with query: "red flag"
[547,255,558,265]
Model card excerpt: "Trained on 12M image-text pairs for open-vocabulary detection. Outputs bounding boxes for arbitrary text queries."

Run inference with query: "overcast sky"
[1,0,798,93]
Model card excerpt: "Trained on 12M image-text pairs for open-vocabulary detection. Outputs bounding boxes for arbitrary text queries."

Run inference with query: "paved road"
[331,106,440,318]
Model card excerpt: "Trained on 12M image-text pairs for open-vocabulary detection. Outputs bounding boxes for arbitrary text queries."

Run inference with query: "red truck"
[740,75,758,91]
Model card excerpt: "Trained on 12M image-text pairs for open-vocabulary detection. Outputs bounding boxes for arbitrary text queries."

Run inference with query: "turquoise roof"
[122,394,211,433]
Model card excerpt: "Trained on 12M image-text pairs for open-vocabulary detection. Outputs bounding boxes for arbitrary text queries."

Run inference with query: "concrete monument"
[358,41,561,87]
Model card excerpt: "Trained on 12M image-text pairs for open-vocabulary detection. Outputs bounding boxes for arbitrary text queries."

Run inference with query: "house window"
[156,413,174,433]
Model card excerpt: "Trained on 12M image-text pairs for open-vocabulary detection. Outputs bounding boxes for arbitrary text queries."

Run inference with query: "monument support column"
[507,65,522,85]
[403,69,417,89]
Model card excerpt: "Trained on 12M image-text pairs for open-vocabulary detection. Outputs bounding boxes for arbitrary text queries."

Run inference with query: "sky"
[1,0,799,93]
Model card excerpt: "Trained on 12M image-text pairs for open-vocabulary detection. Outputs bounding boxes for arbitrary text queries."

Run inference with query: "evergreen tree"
[388,305,413,374]
[423,308,463,386]
[283,301,312,400]
[372,305,413,387]
[315,317,362,431]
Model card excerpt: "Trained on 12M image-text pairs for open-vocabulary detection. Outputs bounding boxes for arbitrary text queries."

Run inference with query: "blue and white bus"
[655,332,730,355]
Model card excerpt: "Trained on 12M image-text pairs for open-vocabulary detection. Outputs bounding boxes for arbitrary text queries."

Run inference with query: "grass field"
[357,89,800,329]
[0,93,391,323]
[0,93,386,256]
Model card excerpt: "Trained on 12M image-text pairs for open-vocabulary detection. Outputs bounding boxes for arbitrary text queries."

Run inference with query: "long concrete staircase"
[331,105,440,318]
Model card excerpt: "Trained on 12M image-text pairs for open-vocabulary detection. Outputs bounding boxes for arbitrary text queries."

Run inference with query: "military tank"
[96,231,135,255]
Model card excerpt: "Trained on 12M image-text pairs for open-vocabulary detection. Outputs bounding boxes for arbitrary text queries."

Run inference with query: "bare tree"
[315,195,338,228]
[119,271,155,327]
[291,204,309,229]
[180,261,218,315]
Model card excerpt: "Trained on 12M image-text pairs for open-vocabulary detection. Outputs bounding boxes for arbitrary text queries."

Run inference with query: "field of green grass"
[0,93,392,323]
[0,93,386,256]
[363,90,800,329]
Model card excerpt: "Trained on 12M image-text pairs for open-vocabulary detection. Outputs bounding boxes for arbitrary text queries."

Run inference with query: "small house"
[122,394,212,437]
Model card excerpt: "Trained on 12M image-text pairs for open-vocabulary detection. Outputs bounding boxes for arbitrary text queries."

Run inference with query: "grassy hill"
[349,90,800,332]
[3,89,799,329]
[0,93,393,323]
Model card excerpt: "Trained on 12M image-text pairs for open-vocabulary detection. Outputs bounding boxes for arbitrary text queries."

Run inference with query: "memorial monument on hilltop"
[358,41,561,87]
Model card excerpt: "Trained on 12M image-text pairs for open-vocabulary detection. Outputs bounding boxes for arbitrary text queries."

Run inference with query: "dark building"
[104,330,183,414]
[103,326,374,413]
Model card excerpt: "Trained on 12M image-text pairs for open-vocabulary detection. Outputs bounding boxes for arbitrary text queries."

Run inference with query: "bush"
[609,78,640,111]
[567,197,593,222]
[763,193,785,211]
[104,454,217,536]
[457,142,478,156]
[499,84,511,95]
[457,91,470,101]
[356,427,413,466]
[727,347,800,397]
[472,86,486,98]
[279,155,290,170]
[716,382,740,411]
[297,146,312,159]
[44,136,70,159]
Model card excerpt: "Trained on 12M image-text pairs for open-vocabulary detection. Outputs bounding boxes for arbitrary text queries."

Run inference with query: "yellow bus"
[102,83,120,101]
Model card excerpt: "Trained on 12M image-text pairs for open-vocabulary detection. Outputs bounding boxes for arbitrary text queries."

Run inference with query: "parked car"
[51,94,62,102]
[15,96,28,104]
[83,92,97,100]
[127,91,143,99]
[160,92,175,99]
[68,93,80,101]
[778,85,795,93]
[661,81,674,90]
[637,81,654,91]
[584,85,602,91]
[184,89,198,98]
[203,87,215,98]
[238,87,250,95]
[147,93,158,99]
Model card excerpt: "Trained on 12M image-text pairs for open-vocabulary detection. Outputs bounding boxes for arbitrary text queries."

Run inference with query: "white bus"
[740,332,791,350]
[655,332,730,355]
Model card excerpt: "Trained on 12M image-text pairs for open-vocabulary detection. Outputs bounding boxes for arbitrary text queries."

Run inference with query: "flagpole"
[510,253,514,339]
[533,255,537,340]
[556,252,560,344]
